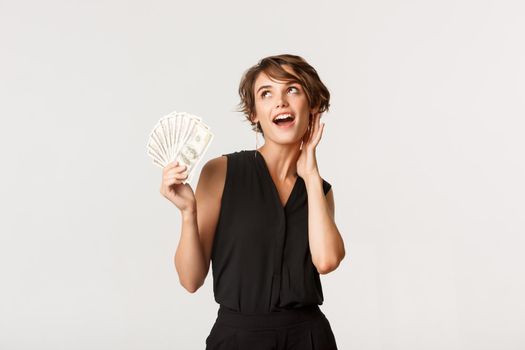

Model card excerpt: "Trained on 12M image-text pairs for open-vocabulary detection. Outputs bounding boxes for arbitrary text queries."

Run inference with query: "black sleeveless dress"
[210,149,332,314]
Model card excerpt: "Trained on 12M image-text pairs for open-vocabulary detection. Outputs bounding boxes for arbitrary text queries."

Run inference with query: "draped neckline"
[254,149,301,209]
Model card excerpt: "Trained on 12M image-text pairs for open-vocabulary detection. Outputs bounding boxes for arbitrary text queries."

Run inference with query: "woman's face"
[251,65,314,146]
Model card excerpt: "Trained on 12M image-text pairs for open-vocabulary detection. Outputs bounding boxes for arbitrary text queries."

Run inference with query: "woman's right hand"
[160,161,196,214]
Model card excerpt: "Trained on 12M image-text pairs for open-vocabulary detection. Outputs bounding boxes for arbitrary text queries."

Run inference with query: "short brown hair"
[236,54,330,136]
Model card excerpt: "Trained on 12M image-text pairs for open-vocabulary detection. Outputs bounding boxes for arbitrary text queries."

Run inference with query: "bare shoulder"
[203,155,227,175]
[196,155,227,198]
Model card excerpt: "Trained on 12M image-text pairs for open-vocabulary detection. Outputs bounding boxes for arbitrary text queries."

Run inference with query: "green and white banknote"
[147,111,214,184]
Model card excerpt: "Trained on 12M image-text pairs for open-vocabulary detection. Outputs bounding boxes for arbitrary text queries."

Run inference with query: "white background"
[1,0,524,349]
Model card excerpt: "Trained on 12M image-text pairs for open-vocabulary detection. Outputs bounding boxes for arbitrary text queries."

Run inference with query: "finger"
[164,172,184,183]
[313,122,325,145]
[166,165,187,175]
[308,113,317,139]
[166,161,179,169]
[302,125,311,144]
[163,176,179,186]
[171,178,187,186]
[166,178,181,186]
[305,126,313,145]
[175,172,189,179]
[307,114,319,143]
[312,113,320,134]
[164,163,178,174]
[166,173,188,185]
[310,119,322,146]
[167,171,188,180]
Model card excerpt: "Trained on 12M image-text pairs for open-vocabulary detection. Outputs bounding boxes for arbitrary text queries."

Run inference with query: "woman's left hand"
[296,112,325,180]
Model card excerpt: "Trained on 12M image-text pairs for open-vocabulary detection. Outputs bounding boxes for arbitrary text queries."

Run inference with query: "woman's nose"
[276,94,289,108]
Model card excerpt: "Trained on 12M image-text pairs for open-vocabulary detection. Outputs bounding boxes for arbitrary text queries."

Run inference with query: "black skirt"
[205,304,338,350]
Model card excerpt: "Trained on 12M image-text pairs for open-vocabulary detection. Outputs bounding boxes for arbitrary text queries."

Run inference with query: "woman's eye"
[261,86,299,98]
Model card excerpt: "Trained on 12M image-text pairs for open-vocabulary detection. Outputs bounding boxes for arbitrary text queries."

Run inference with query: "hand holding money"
[147,111,214,184]
[159,161,196,213]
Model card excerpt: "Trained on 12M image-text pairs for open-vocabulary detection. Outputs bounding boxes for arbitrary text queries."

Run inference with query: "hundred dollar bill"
[159,117,172,162]
[174,118,214,184]
[148,129,168,166]
[146,111,214,182]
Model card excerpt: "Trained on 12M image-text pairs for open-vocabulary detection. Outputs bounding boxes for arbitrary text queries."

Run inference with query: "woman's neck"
[256,142,301,182]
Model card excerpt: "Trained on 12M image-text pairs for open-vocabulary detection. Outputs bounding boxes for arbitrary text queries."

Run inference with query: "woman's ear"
[250,112,258,124]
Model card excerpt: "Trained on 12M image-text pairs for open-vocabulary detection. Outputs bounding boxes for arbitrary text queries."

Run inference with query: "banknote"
[146,111,214,184]
[174,119,214,184]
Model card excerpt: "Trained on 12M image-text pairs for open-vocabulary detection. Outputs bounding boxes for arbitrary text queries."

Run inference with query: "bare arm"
[173,156,226,292]
[304,173,346,274]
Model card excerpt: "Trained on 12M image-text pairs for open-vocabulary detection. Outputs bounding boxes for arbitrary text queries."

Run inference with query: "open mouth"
[272,113,295,127]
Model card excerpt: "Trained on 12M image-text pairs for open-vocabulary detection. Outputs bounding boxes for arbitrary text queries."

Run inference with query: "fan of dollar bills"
[146,111,214,184]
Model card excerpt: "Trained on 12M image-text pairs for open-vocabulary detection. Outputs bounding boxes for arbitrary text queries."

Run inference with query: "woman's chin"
[266,134,303,146]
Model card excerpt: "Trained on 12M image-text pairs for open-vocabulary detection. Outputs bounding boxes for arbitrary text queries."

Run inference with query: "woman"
[160,54,346,349]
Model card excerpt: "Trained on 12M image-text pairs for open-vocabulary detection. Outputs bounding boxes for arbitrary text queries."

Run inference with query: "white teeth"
[274,113,293,121]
